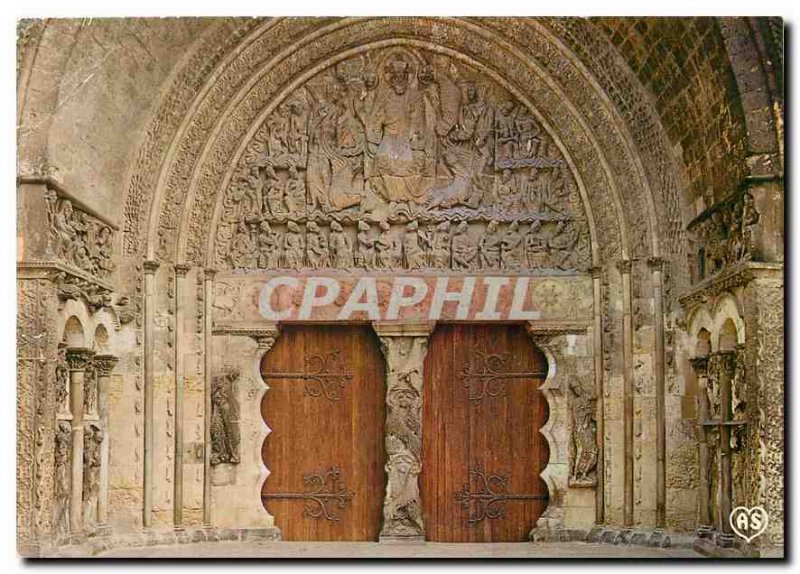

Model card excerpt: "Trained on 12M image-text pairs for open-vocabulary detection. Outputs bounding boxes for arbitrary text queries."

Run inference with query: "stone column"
[142,259,159,528]
[173,263,191,528]
[590,266,605,524]
[648,256,667,527]
[690,356,712,531]
[616,259,634,525]
[202,268,216,526]
[66,347,94,534]
[711,350,736,539]
[373,322,434,542]
[94,354,118,529]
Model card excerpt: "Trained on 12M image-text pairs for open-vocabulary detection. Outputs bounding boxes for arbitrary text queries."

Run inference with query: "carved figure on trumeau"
[328,220,352,268]
[211,368,241,466]
[83,359,98,416]
[217,46,591,273]
[379,336,429,538]
[53,419,71,536]
[568,377,598,487]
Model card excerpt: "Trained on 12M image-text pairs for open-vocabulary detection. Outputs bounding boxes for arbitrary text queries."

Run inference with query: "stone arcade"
[16,17,783,557]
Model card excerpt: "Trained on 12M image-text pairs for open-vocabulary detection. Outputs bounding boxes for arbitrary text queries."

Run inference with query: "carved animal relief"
[216,47,590,274]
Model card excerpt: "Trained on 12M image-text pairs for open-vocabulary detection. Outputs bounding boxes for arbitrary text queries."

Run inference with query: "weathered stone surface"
[16,16,783,558]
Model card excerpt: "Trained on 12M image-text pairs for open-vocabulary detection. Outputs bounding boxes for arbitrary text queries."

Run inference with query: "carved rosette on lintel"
[525,321,594,541]
[372,322,434,541]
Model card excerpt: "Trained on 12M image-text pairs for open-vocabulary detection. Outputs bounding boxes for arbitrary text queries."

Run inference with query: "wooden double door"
[261,324,549,542]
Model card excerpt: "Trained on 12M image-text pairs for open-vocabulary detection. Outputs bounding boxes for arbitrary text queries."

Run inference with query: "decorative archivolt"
[214,45,592,274]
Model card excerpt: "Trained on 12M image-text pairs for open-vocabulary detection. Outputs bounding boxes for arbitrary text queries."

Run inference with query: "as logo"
[729,506,768,543]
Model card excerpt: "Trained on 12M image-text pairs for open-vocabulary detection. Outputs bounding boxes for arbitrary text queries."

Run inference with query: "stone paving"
[99,541,704,559]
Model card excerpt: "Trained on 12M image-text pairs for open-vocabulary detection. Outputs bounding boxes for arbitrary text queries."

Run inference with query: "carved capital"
[689,356,709,376]
[93,354,119,377]
[204,268,218,280]
[174,263,192,277]
[647,256,666,271]
[255,330,281,354]
[143,260,160,275]
[65,348,95,372]
[589,265,604,279]
[616,259,633,274]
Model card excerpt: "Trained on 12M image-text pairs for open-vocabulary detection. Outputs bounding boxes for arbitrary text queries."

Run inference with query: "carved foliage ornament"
[217,46,591,274]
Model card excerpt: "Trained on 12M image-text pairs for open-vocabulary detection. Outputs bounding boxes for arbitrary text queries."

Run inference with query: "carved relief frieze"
[214,46,591,274]
[688,189,760,284]
[43,188,116,280]
[82,423,103,527]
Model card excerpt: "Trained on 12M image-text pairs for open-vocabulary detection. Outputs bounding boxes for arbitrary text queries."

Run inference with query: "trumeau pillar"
[173,263,191,529]
[616,259,635,526]
[142,259,159,528]
[66,347,93,534]
[94,354,118,529]
[372,322,434,542]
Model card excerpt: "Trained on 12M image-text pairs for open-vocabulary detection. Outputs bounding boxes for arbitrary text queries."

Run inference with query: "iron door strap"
[262,349,354,401]
[454,466,548,525]
[262,466,354,521]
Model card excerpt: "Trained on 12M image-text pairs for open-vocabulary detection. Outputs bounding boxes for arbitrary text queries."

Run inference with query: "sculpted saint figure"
[374,221,394,269]
[525,220,550,269]
[479,220,502,270]
[306,81,363,213]
[403,220,425,270]
[569,378,598,485]
[497,169,522,210]
[355,220,376,270]
[284,166,307,215]
[549,219,580,270]
[452,221,477,270]
[53,199,79,262]
[431,221,452,269]
[258,221,281,269]
[367,57,434,204]
[329,220,353,268]
[494,101,518,164]
[264,165,286,217]
[306,221,330,269]
[229,222,257,269]
[501,221,524,270]
[282,221,305,269]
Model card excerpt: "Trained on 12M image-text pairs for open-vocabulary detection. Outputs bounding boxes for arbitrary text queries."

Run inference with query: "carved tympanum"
[216,47,590,273]
[210,368,241,465]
